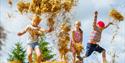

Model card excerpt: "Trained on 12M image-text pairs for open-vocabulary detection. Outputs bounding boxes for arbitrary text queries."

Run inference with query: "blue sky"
[0,0,125,63]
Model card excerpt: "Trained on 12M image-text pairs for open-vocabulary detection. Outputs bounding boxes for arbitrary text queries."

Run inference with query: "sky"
[0,0,125,63]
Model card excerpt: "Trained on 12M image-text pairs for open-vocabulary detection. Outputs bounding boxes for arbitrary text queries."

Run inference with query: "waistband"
[88,41,97,44]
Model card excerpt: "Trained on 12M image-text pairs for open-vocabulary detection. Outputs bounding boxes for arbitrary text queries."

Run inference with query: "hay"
[17,1,30,13]
[17,0,77,15]
[74,43,83,55]
[60,22,71,32]
[17,0,77,29]
[109,9,124,43]
[47,17,55,27]
[58,31,70,58]
[109,9,124,21]
[58,22,71,60]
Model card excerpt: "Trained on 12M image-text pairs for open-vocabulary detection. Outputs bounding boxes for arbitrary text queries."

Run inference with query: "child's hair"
[97,21,105,28]
[33,15,41,23]
[75,21,82,33]
[79,28,83,33]
[75,21,81,26]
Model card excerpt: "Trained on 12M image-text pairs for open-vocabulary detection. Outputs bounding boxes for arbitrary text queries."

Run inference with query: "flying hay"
[109,9,124,21]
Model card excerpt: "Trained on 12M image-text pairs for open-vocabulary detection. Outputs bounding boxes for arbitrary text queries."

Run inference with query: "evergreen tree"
[38,36,55,61]
[8,42,26,63]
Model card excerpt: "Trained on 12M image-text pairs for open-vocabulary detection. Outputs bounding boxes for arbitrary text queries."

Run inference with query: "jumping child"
[78,11,113,63]
[17,15,52,63]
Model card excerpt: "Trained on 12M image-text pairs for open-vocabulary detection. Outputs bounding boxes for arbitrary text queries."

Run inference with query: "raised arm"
[93,11,98,30]
[17,26,29,36]
[39,27,53,33]
[104,22,113,29]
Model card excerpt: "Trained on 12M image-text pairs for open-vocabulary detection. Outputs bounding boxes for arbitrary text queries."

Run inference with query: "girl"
[71,21,83,63]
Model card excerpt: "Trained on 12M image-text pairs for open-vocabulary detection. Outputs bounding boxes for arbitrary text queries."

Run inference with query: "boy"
[17,15,52,63]
[78,11,112,63]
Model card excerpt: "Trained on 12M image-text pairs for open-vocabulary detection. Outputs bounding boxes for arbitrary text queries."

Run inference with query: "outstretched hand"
[17,32,22,36]
[47,27,54,32]
[95,11,98,15]
[109,22,113,25]
[104,22,113,29]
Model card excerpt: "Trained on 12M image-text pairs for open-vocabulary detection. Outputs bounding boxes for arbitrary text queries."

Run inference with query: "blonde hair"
[75,21,81,26]
[74,21,82,33]
[32,15,41,24]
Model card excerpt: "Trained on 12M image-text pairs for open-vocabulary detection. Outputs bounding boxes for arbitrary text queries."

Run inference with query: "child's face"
[32,16,41,26]
[32,19,41,26]
[75,22,81,28]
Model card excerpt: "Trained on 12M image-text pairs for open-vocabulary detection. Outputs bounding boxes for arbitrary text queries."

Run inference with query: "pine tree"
[38,36,55,61]
[8,42,26,63]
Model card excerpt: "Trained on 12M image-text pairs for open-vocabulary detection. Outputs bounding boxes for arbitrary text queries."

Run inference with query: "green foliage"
[8,42,26,62]
[38,36,55,61]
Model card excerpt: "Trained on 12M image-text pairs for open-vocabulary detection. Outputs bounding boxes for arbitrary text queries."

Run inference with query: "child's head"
[32,15,41,26]
[97,21,105,29]
[75,21,81,28]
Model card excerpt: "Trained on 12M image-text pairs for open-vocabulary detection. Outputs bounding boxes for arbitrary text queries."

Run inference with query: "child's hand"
[17,32,22,36]
[95,11,98,15]
[48,27,54,32]
[104,22,113,29]
[109,22,113,25]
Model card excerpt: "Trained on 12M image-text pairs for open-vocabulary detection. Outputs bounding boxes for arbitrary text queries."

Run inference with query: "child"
[78,11,113,63]
[71,21,83,63]
[17,15,52,63]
